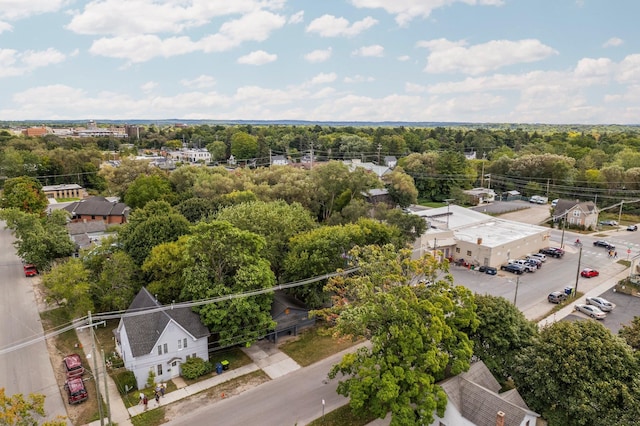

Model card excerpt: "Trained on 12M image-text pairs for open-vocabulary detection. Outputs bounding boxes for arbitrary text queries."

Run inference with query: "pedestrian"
[614,251,618,259]
[139,392,144,404]
[608,250,613,258]
[155,390,160,405]
[160,383,166,397]
[143,394,148,411]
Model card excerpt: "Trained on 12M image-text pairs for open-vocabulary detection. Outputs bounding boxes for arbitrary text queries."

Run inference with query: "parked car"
[586,296,614,312]
[581,268,599,278]
[478,265,498,275]
[22,263,38,277]
[63,354,85,379]
[500,263,524,274]
[548,291,568,304]
[627,225,638,231]
[528,253,547,262]
[509,259,536,272]
[593,240,615,250]
[599,220,618,226]
[524,257,542,268]
[539,247,564,258]
[64,378,88,404]
[574,303,606,319]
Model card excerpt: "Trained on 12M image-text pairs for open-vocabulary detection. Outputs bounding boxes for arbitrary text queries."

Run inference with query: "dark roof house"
[63,196,130,224]
[268,291,315,343]
[553,199,598,229]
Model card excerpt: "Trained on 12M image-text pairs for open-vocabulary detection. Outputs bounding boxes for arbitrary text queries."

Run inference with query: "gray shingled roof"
[67,221,107,236]
[554,199,597,218]
[439,361,538,426]
[63,196,130,218]
[122,288,210,357]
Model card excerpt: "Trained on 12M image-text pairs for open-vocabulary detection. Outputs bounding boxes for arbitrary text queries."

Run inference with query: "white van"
[551,199,559,207]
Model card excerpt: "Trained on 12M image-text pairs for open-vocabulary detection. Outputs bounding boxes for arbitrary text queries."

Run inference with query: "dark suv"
[500,263,524,274]
[65,378,88,404]
[539,247,564,258]
[593,240,615,250]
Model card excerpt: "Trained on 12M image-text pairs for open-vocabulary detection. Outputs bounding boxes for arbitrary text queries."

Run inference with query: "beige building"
[42,184,87,200]
[412,205,551,268]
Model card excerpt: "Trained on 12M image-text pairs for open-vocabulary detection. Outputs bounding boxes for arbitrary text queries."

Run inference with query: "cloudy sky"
[1,0,639,124]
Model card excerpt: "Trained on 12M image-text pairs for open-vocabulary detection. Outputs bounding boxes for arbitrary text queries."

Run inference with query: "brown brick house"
[63,196,130,224]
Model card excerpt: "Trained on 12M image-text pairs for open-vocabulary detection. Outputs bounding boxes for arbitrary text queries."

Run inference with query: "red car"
[23,264,38,277]
[63,354,85,379]
[580,268,599,278]
[64,378,88,404]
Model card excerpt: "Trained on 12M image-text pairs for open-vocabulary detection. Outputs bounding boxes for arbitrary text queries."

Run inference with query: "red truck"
[23,264,38,277]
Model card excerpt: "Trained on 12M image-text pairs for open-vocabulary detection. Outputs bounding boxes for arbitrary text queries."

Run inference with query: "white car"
[586,297,614,312]
[529,253,547,262]
[575,304,606,319]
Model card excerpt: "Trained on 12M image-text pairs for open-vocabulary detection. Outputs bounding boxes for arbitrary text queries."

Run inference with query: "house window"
[163,343,168,353]
[178,339,182,350]
[157,364,163,376]
[466,250,472,256]
[192,353,196,359]
[455,247,460,253]
[183,338,187,349]
[573,210,580,217]
[103,215,107,220]
[157,345,162,356]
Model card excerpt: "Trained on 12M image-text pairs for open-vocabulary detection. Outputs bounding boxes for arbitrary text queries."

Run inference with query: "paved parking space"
[562,288,639,334]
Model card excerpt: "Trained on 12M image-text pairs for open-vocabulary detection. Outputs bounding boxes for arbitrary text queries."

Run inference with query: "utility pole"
[618,200,624,230]
[77,312,108,426]
[102,349,112,426]
[546,178,550,198]
[445,199,455,229]
[513,275,520,306]
[574,245,583,296]
[377,144,382,164]
[560,211,568,249]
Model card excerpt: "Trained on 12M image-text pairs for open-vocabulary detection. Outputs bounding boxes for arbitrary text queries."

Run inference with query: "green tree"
[0,209,76,271]
[215,200,317,277]
[467,294,537,384]
[118,201,191,265]
[124,173,176,209]
[142,237,190,304]
[384,167,418,207]
[230,131,258,160]
[0,388,67,426]
[93,251,140,311]
[317,246,478,425]
[41,259,94,319]
[175,197,217,223]
[619,316,640,350]
[0,176,48,215]
[98,157,155,199]
[513,320,640,426]
[181,221,276,347]
[207,140,228,161]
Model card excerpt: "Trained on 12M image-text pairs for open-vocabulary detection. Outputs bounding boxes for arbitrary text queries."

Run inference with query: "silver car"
[575,304,606,319]
[585,297,614,312]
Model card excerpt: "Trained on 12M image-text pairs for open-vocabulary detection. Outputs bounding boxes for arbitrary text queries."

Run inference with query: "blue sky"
[1,0,639,124]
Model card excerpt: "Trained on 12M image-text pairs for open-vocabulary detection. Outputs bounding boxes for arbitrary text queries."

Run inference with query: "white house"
[115,288,210,389]
[430,361,539,426]
[271,155,289,166]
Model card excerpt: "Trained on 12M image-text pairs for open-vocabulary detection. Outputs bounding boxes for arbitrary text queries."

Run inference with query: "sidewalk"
[82,336,301,426]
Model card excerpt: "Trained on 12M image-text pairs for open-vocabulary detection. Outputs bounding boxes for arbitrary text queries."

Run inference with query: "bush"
[114,370,137,395]
[181,357,208,380]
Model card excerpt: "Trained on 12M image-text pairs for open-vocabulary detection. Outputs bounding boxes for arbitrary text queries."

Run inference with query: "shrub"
[181,357,208,380]
[114,370,137,395]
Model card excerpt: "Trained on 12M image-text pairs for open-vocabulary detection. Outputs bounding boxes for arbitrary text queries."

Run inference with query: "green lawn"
[279,325,362,367]
[306,404,377,426]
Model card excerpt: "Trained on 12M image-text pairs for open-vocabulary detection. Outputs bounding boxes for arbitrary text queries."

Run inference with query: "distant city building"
[22,126,49,137]
[166,148,212,164]
[42,184,87,200]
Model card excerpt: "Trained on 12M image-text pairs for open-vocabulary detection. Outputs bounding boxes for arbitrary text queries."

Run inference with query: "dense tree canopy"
[0,176,48,215]
[317,245,478,425]
[513,320,640,426]
[0,388,67,426]
[41,258,94,319]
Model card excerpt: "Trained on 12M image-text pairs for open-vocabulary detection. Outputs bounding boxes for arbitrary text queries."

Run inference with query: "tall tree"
[513,320,640,426]
[317,246,478,425]
[181,221,276,347]
[384,167,418,207]
[41,259,94,319]
[230,131,258,160]
[0,176,48,215]
[0,388,67,426]
[467,294,537,384]
[124,173,176,209]
[142,237,190,304]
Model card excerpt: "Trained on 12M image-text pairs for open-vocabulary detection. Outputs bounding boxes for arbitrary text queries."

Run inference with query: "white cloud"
[603,37,623,48]
[352,44,384,57]
[306,15,377,37]
[309,72,337,85]
[419,38,558,75]
[349,0,504,26]
[66,0,285,36]
[140,81,158,93]
[88,10,285,63]
[574,57,613,79]
[344,75,375,83]
[0,0,68,21]
[0,21,12,33]
[304,47,332,63]
[288,10,304,24]
[180,75,216,89]
[397,55,410,61]
[237,50,277,65]
[617,54,640,84]
[0,48,66,78]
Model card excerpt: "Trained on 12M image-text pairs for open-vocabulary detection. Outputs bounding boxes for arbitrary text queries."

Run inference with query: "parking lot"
[563,288,640,334]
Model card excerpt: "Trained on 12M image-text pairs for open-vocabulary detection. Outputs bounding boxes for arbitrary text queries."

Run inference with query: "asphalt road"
[0,225,67,423]
[164,347,353,426]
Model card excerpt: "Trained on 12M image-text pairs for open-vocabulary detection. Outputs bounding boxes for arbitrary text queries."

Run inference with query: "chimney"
[496,411,505,426]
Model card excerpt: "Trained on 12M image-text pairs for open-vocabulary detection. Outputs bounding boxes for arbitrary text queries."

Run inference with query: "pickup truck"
[23,264,38,277]
[500,263,524,274]
[508,259,536,272]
